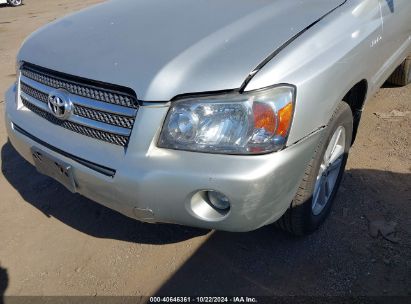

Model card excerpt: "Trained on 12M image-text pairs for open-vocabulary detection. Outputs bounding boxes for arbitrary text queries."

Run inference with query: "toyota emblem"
[47,89,73,120]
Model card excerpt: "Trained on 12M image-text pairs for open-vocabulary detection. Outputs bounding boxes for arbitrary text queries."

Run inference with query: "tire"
[7,0,23,6]
[276,101,353,236]
[387,55,411,87]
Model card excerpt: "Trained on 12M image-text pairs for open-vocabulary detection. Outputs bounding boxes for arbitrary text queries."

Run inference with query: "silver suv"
[4,0,411,235]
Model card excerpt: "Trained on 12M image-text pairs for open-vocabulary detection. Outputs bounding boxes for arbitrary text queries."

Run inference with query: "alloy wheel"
[312,126,346,216]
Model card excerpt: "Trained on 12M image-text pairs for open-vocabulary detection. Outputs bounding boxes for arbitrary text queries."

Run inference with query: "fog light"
[207,191,230,211]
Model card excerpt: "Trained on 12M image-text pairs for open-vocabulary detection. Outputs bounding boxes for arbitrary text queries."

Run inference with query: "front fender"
[244,0,383,145]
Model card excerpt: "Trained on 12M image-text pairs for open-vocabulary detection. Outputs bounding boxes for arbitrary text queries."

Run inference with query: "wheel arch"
[342,79,368,144]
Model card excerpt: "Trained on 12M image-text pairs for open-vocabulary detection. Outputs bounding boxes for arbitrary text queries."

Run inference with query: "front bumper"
[5,84,323,232]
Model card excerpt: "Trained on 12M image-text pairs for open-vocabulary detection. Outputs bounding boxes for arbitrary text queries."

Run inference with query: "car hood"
[18,0,345,101]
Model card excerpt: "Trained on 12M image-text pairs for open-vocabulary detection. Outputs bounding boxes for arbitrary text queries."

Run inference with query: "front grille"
[19,63,139,146]
[21,67,138,108]
[21,98,129,146]
[73,105,135,129]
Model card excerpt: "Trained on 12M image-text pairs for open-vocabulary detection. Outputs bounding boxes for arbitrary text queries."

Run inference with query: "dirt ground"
[0,0,410,298]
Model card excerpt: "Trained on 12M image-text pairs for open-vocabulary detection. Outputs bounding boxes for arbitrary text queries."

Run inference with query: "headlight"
[158,85,295,154]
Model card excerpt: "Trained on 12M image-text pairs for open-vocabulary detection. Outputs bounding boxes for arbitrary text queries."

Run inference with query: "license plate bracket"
[31,147,77,193]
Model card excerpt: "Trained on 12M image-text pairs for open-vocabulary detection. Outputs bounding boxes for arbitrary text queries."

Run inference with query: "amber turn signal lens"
[253,102,277,134]
[277,102,293,137]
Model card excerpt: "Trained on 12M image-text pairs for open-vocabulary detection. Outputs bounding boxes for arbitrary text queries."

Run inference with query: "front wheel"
[7,0,23,7]
[276,101,353,236]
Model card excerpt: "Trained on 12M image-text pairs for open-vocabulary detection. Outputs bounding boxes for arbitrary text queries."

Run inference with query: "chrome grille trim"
[20,83,132,136]
[20,82,48,103]
[22,65,138,108]
[19,63,139,146]
[20,75,137,117]
[69,115,131,136]
[21,97,129,146]
[74,105,135,129]
[20,91,49,112]
[20,81,135,130]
